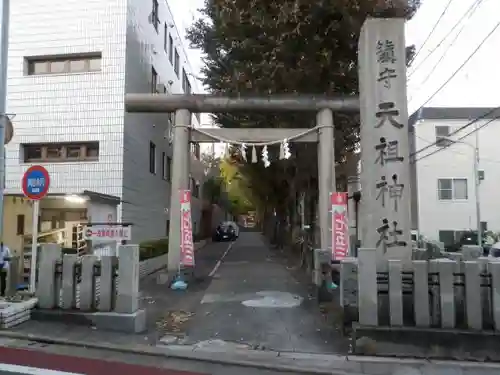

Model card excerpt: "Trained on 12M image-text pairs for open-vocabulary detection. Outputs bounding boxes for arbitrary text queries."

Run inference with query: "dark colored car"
[213,223,236,241]
[446,231,491,256]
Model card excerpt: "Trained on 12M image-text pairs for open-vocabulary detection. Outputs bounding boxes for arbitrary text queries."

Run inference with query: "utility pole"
[0,0,10,238]
[474,124,482,249]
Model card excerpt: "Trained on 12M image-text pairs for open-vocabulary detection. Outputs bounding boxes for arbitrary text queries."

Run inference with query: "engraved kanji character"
[376,40,396,64]
[375,102,403,129]
[375,137,404,166]
[376,174,404,212]
[376,219,407,253]
[378,67,397,88]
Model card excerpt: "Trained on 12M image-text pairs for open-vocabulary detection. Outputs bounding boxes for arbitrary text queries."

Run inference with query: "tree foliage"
[187,0,421,214]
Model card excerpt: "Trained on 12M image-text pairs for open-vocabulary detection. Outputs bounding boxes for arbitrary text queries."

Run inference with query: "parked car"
[213,223,237,242]
[446,231,495,256]
[222,221,239,237]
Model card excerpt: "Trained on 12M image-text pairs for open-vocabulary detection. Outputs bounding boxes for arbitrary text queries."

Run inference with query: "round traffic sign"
[22,165,50,200]
[1,115,13,145]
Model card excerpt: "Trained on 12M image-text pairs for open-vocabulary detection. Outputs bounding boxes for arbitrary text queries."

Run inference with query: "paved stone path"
[161,231,346,353]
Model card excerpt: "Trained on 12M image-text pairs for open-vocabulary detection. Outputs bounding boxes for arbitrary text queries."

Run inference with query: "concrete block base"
[31,308,147,333]
[351,323,500,360]
[0,298,38,329]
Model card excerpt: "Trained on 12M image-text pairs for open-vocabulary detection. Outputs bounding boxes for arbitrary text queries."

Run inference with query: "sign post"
[180,190,195,268]
[358,18,412,265]
[22,165,50,294]
[331,192,350,261]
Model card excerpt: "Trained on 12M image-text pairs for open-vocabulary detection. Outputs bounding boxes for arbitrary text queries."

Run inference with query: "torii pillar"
[125,94,360,276]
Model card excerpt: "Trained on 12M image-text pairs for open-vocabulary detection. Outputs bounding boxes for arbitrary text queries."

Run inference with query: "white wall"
[414,118,500,241]
[5,0,206,243]
[121,0,204,242]
[6,0,128,197]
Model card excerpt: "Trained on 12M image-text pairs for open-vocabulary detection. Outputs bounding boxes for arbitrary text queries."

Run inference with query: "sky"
[169,0,500,126]
[406,0,500,114]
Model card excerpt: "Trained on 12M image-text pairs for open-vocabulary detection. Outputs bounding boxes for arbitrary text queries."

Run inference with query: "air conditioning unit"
[156,83,166,93]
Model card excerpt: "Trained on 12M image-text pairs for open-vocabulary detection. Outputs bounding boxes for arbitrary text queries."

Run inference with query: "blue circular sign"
[22,165,50,200]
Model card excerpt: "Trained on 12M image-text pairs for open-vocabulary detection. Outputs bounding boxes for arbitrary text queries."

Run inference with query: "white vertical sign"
[359,18,412,264]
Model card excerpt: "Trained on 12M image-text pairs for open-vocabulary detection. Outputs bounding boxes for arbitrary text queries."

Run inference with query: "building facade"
[410,107,500,247]
[5,0,205,243]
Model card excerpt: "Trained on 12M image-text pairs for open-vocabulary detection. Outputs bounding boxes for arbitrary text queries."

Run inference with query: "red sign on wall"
[331,192,350,261]
[180,190,195,267]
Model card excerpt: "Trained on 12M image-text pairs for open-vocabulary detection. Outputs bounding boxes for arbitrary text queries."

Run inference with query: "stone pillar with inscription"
[358,18,412,267]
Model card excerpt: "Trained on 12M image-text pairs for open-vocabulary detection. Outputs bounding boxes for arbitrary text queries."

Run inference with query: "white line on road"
[208,241,234,278]
[0,363,84,375]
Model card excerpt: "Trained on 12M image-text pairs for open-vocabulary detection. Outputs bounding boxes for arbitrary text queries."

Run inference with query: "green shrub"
[192,233,207,243]
[138,234,207,261]
[139,237,169,261]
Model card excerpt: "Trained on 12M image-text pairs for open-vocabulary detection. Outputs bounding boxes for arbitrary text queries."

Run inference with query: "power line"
[410,18,500,112]
[410,107,500,158]
[413,114,499,163]
[407,0,456,68]
[408,5,478,103]
[408,0,483,79]
[415,134,500,164]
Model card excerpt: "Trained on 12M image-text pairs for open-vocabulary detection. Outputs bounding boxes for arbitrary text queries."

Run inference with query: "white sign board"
[83,225,131,241]
[358,18,412,264]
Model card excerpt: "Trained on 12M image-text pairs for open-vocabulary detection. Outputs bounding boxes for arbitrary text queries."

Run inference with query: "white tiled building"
[409,107,500,247]
[5,0,205,243]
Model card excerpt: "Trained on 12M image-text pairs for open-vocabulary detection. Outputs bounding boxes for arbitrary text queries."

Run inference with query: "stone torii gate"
[125,95,359,274]
[124,17,412,277]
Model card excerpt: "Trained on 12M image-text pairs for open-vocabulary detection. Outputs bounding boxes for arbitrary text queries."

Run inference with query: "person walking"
[0,242,11,297]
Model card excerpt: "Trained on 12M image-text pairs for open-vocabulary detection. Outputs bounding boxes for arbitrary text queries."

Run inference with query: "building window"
[181,68,186,91]
[192,181,200,198]
[164,24,168,52]
[182,69,192,94]
[22,142,99,162]
[149,142,156,174]
[16,214,25,235]
[167,156,172,181]
[194,112,201,123]
[435,126,452,147]
[168,35,173,64]
[151,67,158,93]
[438,178,468,200]
[190,177,199,198]
[151,0,160,32]
[174,49,180,77]
[162,152,167,180]
[26,53,102,75]
[190,143,200,159]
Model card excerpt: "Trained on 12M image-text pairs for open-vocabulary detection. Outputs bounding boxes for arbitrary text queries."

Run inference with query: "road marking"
[0,363,84,375]
[208,241,234,278]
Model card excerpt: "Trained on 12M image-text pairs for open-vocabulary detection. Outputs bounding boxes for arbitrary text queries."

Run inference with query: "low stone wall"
[138,239,208,278]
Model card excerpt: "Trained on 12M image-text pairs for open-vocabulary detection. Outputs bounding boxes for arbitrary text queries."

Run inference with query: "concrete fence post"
[357,248,378,326]
[437,259,456,328]
[388,259,403,326]
[99,255,117,312]
[116,244,139,314]
[61,254,77,309]
[80,255,97,311]
[464,260,482,330]
[412,260,430,327]
[36,244,62,309]
[489,260,500,331]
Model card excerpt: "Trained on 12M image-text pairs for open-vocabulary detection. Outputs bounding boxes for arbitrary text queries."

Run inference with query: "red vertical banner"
[331,192,350,261]
[180,190,195,267]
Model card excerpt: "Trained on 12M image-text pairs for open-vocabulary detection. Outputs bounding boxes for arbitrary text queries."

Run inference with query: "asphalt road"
[0,342,304,375]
